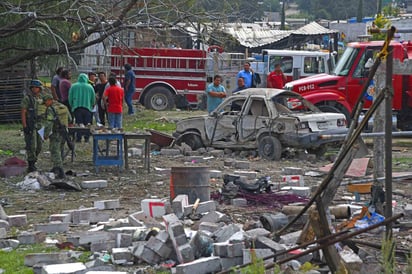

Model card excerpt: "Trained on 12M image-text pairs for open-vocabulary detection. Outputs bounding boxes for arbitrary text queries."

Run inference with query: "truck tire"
[144,86,175,111]
[258,135,282,161]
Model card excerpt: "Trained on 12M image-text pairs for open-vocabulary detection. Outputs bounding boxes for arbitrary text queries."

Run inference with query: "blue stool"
[92,133,124,172]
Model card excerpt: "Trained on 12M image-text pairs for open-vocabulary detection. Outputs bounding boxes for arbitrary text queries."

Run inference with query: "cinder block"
[0,227,6,239]
[214,224,242,243]
[183,201,216,216]
[34,222,70,233]
[279,230,302,245]
[231,198,247,207]
[94,199,120,210]
[116,233,133,248]
[178,243,195,263]
[245,228,271,239]
[199,211,229,223]
[198,222,223,233]
[66,231,114,246]
[146,235,172,258]
[281,167,304,175]
[133,244,161,265]
[90,240,116,253]
[70,207,98,224]
[80,179,108,189]
[190,230,214,259]
[404,203,412,218]
[18,231,46,245]
[49,214,71,223]
[172,195,189,219]
[280,186,311,197]
[0,239,19,249]
[175,256,222,274]
[41,262,86,273]
[220,256,243,270]
[234,160,250,169]
[141,199,166,218]
[24,253,71,267]
[233,170,257,180]
[213,242,244,258]
[281,175,305,187]
[255,236,287,260]
[111,247,133,265]
[7,214,27,227]
[0,219,9,230]
[243,248,274,264]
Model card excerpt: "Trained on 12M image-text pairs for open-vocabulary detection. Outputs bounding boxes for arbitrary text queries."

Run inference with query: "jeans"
[107,113,122,129]
[125,90,135,114]
[73,107,92,141]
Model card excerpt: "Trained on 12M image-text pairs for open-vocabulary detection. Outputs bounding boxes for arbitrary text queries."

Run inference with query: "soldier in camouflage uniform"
[43,94,72,179]
[21,80,46,172]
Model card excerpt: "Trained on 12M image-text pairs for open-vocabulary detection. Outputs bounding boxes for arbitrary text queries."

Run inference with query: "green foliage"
[381,235,395,274]
[371,14,391,41]
[382,4,400,17]
[0,244,59,273]
[123,109,177,133]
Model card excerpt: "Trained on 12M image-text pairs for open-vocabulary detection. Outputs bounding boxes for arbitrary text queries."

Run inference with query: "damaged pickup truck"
[173,88,348,160]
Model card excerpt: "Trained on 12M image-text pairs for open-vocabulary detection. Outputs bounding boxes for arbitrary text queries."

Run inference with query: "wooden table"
[123,132,151,173]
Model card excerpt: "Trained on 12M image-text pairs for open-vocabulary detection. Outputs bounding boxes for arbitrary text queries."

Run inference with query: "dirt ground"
[1,110,411,272]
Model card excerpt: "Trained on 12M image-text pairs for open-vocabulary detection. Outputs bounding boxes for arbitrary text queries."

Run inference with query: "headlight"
[337,118,347,127]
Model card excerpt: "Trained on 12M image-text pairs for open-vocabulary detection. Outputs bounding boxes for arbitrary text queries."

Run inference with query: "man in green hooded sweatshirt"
[68,73,95,142]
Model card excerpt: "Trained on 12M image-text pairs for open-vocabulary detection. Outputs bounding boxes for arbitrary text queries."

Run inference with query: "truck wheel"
[258,135,282,161]
[144,87,175,111]
[176,133,203,150]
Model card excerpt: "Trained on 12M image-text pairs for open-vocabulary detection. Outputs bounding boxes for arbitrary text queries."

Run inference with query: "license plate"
[317,121,329,130]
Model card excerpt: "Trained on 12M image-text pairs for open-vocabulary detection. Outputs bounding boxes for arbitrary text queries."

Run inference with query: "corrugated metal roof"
[221,22,338,49]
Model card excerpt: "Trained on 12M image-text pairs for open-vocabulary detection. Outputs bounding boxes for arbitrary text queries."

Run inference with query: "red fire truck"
[110,46,245,110]
[284,40,412,130]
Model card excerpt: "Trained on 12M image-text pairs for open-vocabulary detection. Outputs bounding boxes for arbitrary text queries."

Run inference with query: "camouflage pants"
[49,133,64,168]
[24,129,42,162]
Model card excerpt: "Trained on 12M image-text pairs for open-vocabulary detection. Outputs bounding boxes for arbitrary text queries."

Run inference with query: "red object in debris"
[0,157,27,177]
[4,157,27,166]
[149,129,174,147]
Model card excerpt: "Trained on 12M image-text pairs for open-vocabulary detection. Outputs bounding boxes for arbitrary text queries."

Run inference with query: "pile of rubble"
[0,159,411,274]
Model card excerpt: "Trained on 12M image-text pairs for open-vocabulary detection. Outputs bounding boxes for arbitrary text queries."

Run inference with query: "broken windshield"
[333,47,360,76]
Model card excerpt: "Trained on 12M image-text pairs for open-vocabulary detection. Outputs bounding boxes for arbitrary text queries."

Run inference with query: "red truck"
[284,40,412,130]
[110,46,245,111]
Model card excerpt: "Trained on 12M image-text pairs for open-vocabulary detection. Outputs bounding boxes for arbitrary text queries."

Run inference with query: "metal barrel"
[170,166,210,204]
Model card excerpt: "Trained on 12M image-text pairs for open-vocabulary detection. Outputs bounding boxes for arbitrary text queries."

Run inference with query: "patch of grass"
[0,244,59,273]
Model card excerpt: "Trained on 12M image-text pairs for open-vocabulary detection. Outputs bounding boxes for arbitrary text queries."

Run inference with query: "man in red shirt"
[103,77,124,129]
[268,64,287,89]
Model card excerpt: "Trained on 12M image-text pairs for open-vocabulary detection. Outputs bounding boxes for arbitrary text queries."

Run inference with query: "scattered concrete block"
[0,227,6,239]
[0,220,9,230]
[18,231,46,245]
[281,175,305,187]
[90,240,116,253]
[141,199,166,218]
[172,195,189,219]
[133,244,161,265]
[279,230,302,245]
[127,211,150,227]
[190,230,214,258]
[340,247,363,273]
[404,203,412,218]
[49,214,71,223]
[231,198,247,207]
[94,199,121,210]
[243,248,274,264]
[90,211,111,223]
[220,256,243,270]
[183,201,216,216]
[255,236,286,258]
[175,256,222,274]
[111,247,133,265]
[224,159,235,167]
[233,170,257,180]
[198,222,223,233]
[34,222,70,233]
[213,242,244,258]
[282,167,304,175]
[0,239,19,249]
[160,148,181,156]
[24,253,71,267]
[41,262,86,273]
[80,179,108,189]
[146,235,172,258]
[214,224,242,243]
[280,186,311,197]
[116,233,133,248]
[69,207,98,224]
[234,160,250,169]
[66,231,114,246]
[7,214,27,227]
[178,243,195,263]
[245,228,271,239]
[209,150,225,157]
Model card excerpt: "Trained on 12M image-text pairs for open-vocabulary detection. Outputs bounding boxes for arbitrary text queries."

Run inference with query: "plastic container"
[170,166,210,204]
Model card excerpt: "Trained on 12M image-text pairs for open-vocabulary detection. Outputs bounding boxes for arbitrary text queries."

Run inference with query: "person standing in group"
[21,80,46,172]
[206,75,226,113]
[51,67,63,101]
[237,62,254,88]
[42,94,71,179]
[233,77,247,94]
[95,72,108,126]
[88,72,100,125]
[123,64,136,115]
[68,73,95,142]
[59,69,72,110]
[267,63,287,89]
[103,77,124,129]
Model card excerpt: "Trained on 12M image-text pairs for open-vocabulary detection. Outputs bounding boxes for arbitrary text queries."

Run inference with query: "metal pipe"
[320,130,412,139]
[385,49,393,237]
